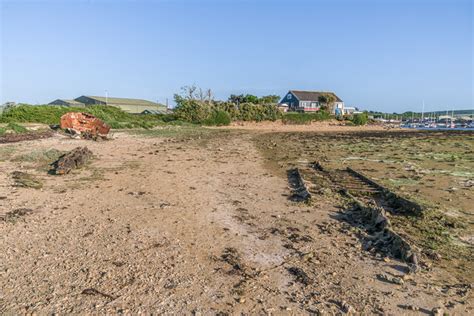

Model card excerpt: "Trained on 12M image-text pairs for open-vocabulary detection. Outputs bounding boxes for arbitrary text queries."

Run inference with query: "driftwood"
[52,147,93,175]
[287,168,311,202]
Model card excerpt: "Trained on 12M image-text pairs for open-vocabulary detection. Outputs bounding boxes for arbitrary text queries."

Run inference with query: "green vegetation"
[13,148,64,170]
[0,146,16,161]
[351,112,369,125]
[391,208,468,261]
[0,104,168,129]
[228,94,280,104]
[281,111,330,125]
[317,93,336,112]
[173,85,281,124]
[4,86,370,129]
[0,105,76,125]
[203,110,231,126]
[0,122,28,135]
[11,171,43,189]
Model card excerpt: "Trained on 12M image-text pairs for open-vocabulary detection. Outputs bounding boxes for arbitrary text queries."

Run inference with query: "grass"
[390,208,469,261]
[0,122,28,135]
[388,177,420,187]
[13,148,64,170]
[0,104,169,129]
[0,146,16,161]
[11,171,43,189]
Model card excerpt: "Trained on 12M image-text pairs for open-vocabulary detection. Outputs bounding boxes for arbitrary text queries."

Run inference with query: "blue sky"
[1,0,472,112]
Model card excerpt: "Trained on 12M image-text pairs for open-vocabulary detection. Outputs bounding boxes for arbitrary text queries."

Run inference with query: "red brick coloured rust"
[60,112,110,136]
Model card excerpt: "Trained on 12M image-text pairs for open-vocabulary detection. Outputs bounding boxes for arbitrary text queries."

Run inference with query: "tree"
[228,94,245,104]
[259,95,281,104]
[242,94,259,103]
[318,93,336,113]
[228,94,280,105]
[352,112,369,125]
[318,95,329,111]
[173,85,214,123]
[174,85,214,104]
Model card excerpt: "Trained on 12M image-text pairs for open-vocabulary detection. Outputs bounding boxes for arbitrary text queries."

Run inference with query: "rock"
[431,307,443,316]
[302,252,315,261]
[392,277,404,285]
[376,273,404,285]
[52,147,93,175]
[341,301,356,314]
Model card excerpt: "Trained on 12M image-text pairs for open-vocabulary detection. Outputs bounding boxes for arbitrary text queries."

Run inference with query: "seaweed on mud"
[1,208,33,223]
[287,266,311,285]
[11,171,43,189]
[221,247,244,273]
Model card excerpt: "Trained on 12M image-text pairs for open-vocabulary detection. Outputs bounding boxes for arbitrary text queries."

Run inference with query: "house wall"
[299,100,321,112]
[280,92,301,111]
[334,102,345,115]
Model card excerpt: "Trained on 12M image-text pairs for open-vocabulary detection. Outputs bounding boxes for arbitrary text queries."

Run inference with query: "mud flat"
[0,127,472,314]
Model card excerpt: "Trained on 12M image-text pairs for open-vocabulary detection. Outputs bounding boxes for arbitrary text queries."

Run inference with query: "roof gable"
[49,99,85,106]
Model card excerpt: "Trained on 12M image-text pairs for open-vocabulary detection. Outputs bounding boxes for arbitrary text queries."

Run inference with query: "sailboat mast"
[421,100,425,122]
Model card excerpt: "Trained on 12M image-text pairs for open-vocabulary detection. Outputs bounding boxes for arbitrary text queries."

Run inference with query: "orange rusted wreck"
[60,112,110,137]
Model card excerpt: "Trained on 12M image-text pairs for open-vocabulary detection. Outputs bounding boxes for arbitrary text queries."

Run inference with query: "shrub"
[214,102,240,120]
[352,112,368,126]
[160,113,179,122]
[174,100,212,123]
[238,103,281,122]
[203,110,231,126]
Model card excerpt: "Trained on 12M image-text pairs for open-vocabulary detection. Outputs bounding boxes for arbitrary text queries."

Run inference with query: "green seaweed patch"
[390,208,470,260]
[11,171,43,189]
[13,148,64,170]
